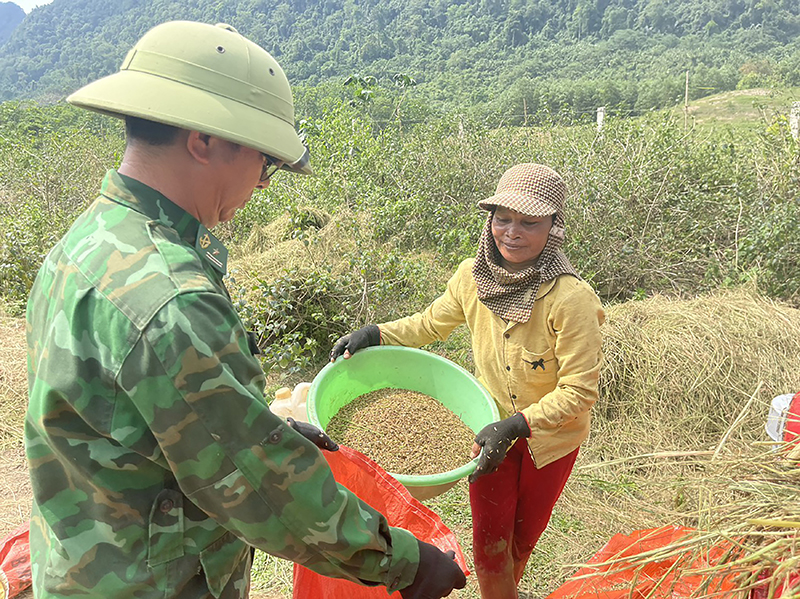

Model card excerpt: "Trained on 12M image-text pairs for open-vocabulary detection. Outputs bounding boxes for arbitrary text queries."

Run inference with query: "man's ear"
[186,131,213,164]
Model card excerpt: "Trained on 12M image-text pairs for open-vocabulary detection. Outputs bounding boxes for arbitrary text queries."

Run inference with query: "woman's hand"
[329,324,381,361]
[469,412,530,483]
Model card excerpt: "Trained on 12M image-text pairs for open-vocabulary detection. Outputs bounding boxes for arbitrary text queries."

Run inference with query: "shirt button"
[268,428,283,444]
[512,395,517,399]
[504,333,510,339]
[160,499,174,513]
[506,365,511,371]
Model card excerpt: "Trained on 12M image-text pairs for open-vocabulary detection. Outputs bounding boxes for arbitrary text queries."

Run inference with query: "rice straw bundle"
[558,446,799,599]
[552,288,800,599]
[597,287,800,453]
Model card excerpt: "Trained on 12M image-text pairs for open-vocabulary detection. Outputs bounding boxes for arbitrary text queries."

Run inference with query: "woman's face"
[491,206,554,272]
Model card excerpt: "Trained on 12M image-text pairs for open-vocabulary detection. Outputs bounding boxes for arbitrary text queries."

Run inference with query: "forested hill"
[0,2,24,45]
[2,0,800,120]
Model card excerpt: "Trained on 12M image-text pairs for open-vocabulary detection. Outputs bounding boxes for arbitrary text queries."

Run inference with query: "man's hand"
[329,324,381,361]
[287,418,339,451]
[399,540,467,599]
[468,412,530,483]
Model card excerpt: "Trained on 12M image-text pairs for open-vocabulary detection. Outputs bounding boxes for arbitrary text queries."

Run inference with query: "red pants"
[469,440,578,599]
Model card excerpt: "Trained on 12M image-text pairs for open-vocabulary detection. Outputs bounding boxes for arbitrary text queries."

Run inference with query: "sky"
[14,0,54,14]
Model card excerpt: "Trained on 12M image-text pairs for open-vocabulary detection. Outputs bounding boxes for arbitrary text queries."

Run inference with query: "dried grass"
[0,449,30,539]
[554,288,800,599]
[230,209,367,285]
[597,286,800,454]
[0,317,26,449]
[0,317,32,548]
[556,445,799,599]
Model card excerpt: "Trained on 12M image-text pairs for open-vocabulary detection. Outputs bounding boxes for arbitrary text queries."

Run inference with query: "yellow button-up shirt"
[379,259,605,468]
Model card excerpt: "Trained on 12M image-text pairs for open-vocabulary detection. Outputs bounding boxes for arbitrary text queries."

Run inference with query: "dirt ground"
[0,449,30,540]
[0,316,31,543]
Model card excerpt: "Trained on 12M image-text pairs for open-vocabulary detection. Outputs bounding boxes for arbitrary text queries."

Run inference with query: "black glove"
[468,412,530,484]
[287,418,339,452]
[399,539,467,599]
[329,324,380,361]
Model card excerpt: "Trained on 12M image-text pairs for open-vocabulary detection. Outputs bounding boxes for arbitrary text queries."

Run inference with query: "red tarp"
[0,523,31,598]
[547,526,799,599]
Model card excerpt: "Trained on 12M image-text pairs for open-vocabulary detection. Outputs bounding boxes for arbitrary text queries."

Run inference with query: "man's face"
[490,206,553,272]
[210,143,270,227]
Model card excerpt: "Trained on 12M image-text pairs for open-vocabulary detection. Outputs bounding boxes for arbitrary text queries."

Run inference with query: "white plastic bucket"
[766,393,795,444]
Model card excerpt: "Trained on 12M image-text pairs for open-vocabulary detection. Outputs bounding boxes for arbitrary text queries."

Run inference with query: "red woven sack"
[785,392,800,444]
[0,523,31,598]
[292,445,469,599]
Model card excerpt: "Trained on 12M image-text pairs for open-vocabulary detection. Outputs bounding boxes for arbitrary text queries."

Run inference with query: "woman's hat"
[478,163,566,216]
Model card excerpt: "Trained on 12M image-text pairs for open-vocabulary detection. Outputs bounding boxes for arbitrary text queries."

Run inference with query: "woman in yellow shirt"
[330,163,605,599]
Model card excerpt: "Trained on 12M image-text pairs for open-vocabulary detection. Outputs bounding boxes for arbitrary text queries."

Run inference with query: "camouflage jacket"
[25,170,418,598]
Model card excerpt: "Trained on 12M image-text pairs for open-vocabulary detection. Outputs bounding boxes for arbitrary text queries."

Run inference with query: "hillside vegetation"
[2,0,800,121]
[2,95,799,372]
[675,86,800,126]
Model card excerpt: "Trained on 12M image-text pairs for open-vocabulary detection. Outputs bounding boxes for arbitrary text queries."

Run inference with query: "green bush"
[0,103,123,311]
[230,231,441,376]
[4,96,800,326]
[738,117,800,299]
[231,268,352,374]
[0,202,58,314]
[226,106,800,309]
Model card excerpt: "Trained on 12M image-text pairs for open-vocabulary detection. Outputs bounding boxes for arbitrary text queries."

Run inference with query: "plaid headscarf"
[472,164,579,322]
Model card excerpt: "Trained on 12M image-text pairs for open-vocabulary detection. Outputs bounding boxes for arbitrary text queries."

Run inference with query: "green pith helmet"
[67,21,311,174]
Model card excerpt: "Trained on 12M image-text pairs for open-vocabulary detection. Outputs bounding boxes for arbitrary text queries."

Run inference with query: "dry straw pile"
[557,448,799,599]
[597,287,800,453]
[557,287,800,599]
[0,317,26,449]
[231,208,358,283]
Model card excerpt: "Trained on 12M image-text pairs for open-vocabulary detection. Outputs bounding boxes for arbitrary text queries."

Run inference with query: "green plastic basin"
[307,346,499,501]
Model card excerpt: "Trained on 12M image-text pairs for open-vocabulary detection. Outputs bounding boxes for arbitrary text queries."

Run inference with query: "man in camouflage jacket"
[24,21,466,599]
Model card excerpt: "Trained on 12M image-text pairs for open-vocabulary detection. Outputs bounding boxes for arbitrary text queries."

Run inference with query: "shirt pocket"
[148,488,185,567]
[516,347,558,399]
[199,531,250,598]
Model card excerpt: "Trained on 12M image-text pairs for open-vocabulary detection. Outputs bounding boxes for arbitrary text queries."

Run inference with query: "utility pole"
[597,106,606,133]
[523,97,528,127]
